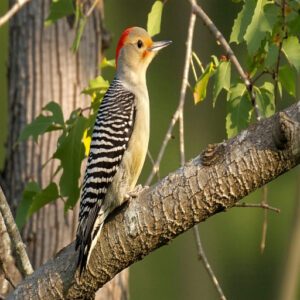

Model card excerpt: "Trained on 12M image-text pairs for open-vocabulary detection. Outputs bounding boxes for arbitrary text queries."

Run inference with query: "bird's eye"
[137,40,143,48]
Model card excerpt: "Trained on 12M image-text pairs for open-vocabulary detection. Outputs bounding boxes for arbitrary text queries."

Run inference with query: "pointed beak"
[148,40,172,52]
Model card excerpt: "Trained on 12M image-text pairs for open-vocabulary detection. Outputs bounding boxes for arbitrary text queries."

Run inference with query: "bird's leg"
[124,184,149,200]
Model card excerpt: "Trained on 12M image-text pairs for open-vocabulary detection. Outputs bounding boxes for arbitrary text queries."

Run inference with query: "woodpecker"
[76,27,171,273]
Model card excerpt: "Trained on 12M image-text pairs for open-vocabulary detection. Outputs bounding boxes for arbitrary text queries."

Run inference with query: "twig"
[193,226,227,300]
[145,0,196,186]
[178,2,226,299]
[179,112,185,166]
[252,70,270,84]
[0,187,33,277]
[145,1,228,297]
[235,202,280,213]
[147,150,160,181]
[80,106,92,113]
[274,0,286,104]
[260,186,268,253]
[178,0,194,164]
[189,0,262,121]
[145,111,178,185]
[86,0,100,17]
[0,0,31,28]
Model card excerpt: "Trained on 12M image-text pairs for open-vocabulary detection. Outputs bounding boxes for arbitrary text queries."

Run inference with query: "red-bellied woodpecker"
[76,27,172,273]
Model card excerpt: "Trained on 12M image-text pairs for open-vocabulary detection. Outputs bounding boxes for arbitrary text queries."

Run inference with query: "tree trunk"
[0,0,128,298]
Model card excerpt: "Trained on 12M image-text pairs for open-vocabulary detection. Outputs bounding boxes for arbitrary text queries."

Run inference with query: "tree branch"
[0,258,16,289]
[234,202,280,213]
[0,214,21,295]
[0,187,33,277]
[0,0,31,28]
[8,101,300,299]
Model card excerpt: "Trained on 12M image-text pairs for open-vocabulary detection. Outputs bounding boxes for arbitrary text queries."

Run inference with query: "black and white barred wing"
[76,79,136,272]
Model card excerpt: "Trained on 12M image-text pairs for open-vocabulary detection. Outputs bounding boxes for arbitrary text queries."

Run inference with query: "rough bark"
[0,0,128,298]
[7,101,300,299]
[0,213,21,296]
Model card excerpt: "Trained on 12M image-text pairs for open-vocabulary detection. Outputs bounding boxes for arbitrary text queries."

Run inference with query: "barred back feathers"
[76,78,136,274]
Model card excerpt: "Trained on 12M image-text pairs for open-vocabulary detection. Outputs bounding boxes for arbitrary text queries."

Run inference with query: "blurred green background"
[1,1,300,299]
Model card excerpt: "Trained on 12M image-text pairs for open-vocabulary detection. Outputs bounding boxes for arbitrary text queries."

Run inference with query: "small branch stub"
[273,111,300,156]
[201,143,225,166]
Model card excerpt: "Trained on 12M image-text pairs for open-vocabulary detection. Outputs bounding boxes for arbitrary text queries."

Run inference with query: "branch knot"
[273,111,300,159]
[201,143,225,166]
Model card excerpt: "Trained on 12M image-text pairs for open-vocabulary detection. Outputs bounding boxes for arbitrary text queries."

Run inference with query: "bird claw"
[124,184,149,200]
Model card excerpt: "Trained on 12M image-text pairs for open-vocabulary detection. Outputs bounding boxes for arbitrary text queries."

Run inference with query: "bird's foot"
[124,184,149,200]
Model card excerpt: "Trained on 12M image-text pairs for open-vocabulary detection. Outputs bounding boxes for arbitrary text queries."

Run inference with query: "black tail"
[75,221,104,276]
[75,235,90,276]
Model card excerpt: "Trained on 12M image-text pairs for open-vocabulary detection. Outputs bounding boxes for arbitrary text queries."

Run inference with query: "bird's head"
[115,27,172,83]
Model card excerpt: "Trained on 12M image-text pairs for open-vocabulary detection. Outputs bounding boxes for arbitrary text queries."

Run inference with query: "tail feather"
[76,221,104,276]
[77,242,89,276]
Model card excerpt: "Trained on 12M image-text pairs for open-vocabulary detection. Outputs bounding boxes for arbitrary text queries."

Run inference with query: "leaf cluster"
[193,0,300,138]
[16,77,108,229]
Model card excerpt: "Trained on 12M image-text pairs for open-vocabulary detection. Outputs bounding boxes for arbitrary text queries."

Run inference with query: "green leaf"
[282,36,300,73]
[82,76,110,96]
[226,83,253,138]
[54,116,87,210]
[193,63,215,104]
[264,43,279,69]
[19,102,64,142]
[287,11,300,35]
[212,61,231,106]
[278,65,297,97]
[147,1,164,37]
[244,1,279,54]
[255,82,275,118]
[211,55,219,68]
[226,82,247,102]
[71,16,87,52]
[43,101,64,125]
[29,183,59,214]
[264,4,279,24]
[45,0,75,26]
[230,0,256,44]
[65,108,82,126]
[19,116,54,142]
[16,182,59,229]
[101,57,116,69]
[15,182,41,229]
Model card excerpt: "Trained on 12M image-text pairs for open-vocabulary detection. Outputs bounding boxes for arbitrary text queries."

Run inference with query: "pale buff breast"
[105,88,150,208]
[125,94,150,189]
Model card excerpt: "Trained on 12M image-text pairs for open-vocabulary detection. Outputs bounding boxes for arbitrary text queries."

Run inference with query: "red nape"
[116,27,133,66]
